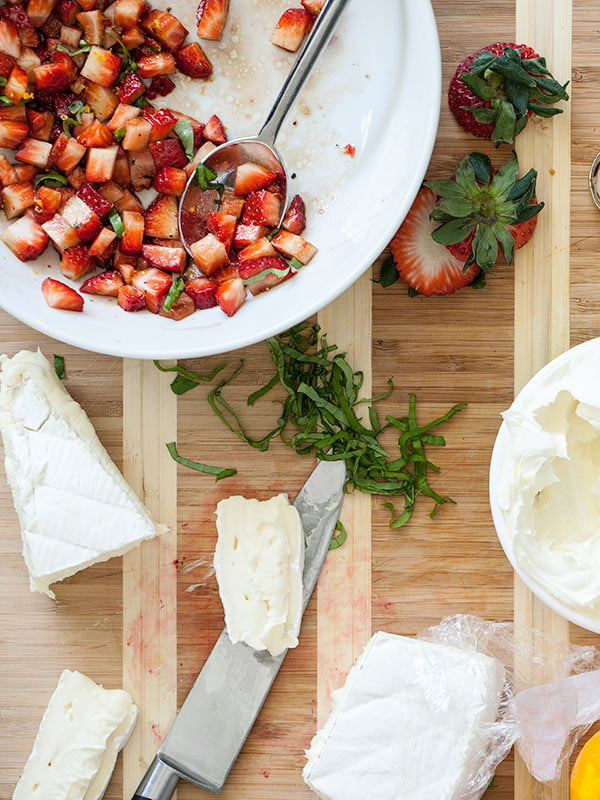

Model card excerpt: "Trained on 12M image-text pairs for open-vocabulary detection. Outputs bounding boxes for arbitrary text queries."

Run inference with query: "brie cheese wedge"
[13,669,137,800]
[214,494,304,657]
[304,632,504,800]
[0,349,166,597]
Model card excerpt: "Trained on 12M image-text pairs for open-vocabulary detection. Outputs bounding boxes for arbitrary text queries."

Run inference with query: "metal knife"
[132,457,346,799]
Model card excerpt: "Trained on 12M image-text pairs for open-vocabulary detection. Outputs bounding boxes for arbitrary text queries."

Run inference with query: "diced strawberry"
[83,82,119,121]
[237,236,276,264]
[59,23,81,50]
[0,6,39,48]
[113,0,145,29]
[171,111,204,149]
[234,162,278,197]
[0,154,18,187]
[0,104,27,123]
[32,185,62,223]
[196,0,228,40]
[114,147,130,186]
[81,268,122,295]
[301,0,324,14]
[144,192,178,238]
[55,137,86,172]
[174,41,212,79]
[48,131,68,165]
[42,212,80,250]
[27,109,54,141]
[271,229,317,264]
[242,190,280,227]
[215,276,245,316]
[40,13,62,38]
[153,166,186,195]
[61,194,102,242]
[18,47,42,82]
[72,111,95,138]
[56,186,76,211]
[14,165,37,182]
[270,8,312,52]
[118,70,145,104]
[121,116,152,151]
[183,139,214,176]
[141,106,177,141]
[0,52,15,79]
[2,214,48,260]
[4,64,29,104]
[141,10,188,51]
[117,283,145,311]
[121,25,145,50]
[203,113,226,144]
[145,75,175,99]
[42,276,83,310]
[184,275,216,309]
[0,18,21,59]
[81,46,121,88]
[65,166,85,188]
[33,61,71,93]
[97,180,124,205]
[210,262,238,284]
[190,232,228,275]
[60,243,95,279]
[120,209,144,254]
[2,181,34,219]
[77,180,112,219]
[237,254,294,296]
[52,50,77,83]
[51,90,77,118]
[57,0,78,25]
[28,0,59,27]
[282,193,306,234]
[15,138,52,169]
[217,190,243,220]
[114,187,143,213]
[127,148,154,191]
[148,136,187,172]
[232,222,267,249]
[130,266,171,312]
[75,10,104,46]
[107,102,140,131]
[137,52,176,79]
[141,242,186,272]
[77,118,113,147]
[87,224,116,256]
[207,210,235,252]
[85,145,118,182]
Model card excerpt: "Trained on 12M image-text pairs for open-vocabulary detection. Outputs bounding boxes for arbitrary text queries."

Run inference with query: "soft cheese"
[13,669,137,800]
[303,632,504,800]
[0,350,166,597]
[214,494,304,657]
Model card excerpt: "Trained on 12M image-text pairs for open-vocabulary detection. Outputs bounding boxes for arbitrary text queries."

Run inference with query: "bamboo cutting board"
[2,1,600,799]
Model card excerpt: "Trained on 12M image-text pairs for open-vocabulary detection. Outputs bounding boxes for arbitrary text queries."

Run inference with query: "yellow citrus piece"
[571,730,600,800]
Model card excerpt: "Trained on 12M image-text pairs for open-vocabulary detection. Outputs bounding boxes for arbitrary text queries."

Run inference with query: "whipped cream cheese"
[303,632,504,800]
[214,494,304,657]
[0,350,166,597]
[493,342,600,614]
[13,669,137,800]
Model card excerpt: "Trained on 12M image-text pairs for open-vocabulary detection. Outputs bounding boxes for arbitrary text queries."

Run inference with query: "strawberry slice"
[184,275,217,309]
[389,187,480,296]
[234,162,278,196]
[1,215,48,261]
[282,193,306,234]
[81,269,123,296]
[141,10,188,52]
[117,283,146,311]
[215,276,245,316]
[60,244,95,279]
[196,0,229,40]
[270,8,312,52]
[174,42,212,79]
[130,266,172,312]
[144,193,179,238]
[42,277,84,311]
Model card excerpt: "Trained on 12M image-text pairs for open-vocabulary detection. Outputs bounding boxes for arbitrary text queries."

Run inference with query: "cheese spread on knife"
[13,669,136,800]
[0,349,166,597]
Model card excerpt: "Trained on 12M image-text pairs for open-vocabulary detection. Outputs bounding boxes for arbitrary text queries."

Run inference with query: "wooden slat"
[514,1,572,798]
[121,359,178,798]
[316,269,372,725]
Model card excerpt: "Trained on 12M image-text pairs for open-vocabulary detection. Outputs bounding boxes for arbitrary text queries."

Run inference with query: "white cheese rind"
[303,632,504,800]
[0,349,167,597]
[214,494,304,657]
[13,669,137,800]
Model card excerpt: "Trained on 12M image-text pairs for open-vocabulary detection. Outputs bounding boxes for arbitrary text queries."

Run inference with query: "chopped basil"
[132,96,151,108]
[243,265,290,286]
[53,354,66,379]
[165,441,236,481]
[162,275,184,312]
[373,254,399,288]
[113,127,126,140]
[154,360,226,394]
[108,28,137,77]
[173,118,194,160]
[329,520,347,550]
[194,162,224,206]
[56,40,91,56]
[61,99,86,134]
[0,77,7,87]
[0,96,12,105]
[108,208,124,237]
[34,171,68,188]
[289,256,303,270]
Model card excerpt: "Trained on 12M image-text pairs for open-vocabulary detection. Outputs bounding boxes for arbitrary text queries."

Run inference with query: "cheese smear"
[0,350,166,597]
[13,669,137,800]
[493,343,600,615]
[214,494,304,657]
[303,632,504,800]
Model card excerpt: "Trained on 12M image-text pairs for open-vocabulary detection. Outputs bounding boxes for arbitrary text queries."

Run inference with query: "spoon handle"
[258,0,352,147]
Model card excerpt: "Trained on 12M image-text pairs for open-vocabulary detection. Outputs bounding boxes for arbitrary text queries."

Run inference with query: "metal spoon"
[590,152,600,210]
[178,0,351,253]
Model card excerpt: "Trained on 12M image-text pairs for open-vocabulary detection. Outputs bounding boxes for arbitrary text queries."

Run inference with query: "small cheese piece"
[303,632,504,800]
[0,349,167,597]
[13,669,137,800]
[214,493,304,656]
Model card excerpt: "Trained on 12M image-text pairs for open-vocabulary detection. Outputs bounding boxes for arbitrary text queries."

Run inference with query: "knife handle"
[131,756,180,800]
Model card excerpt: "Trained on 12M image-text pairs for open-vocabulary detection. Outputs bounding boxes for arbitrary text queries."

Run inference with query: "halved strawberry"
[174,42,212,79]
[141,10,188,52]
[271,229,317,264]
[113,0,145,29]
[144,192,178,238]
[142,106,178,142]
[241,189,280,226]
[282,193,306,234]
[149,137,187,171]
[159,291,195,320]
[61,194,102,242]
[237,236,275,264]
[0,18,21,59]
[448,43,569,145]
[270,8,312,52]
[42,212,80,250]
[60,244,95,279]
[120,209,144,254]
[117,283,145,311]
[389,186,480,296]
[33,61,72,93]
[42,277,83,310]
[234,162,278,196]
[81,269,123,296]
[15,138,52,169]
[137,52,176,79]
[1,215,48,260]
[77,118,113,147]
[190,231,228,275]
[142,242,186,272]
[237,254,294,296]
[77,180,112,219]
[184,275,217,309]
[118,70,145,105]
[130,266,171,312]
[2,181,34,219]
[4,64,29,104]
[203,113,226,144]
[81,46,121,88]
[0,119,31,149]
[153,166,187,195]
[215,276,245,316]
[75,10,104,46]
[27,0,59,27]
[196,0,229,40]
[85,145,118,182]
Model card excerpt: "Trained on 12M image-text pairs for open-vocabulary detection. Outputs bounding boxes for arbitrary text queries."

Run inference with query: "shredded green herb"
[289,256,303,270]
[56,40,91,56]
[154,359,227,395]
[0,77,7,87]
[162,276,185,312]
[243,266,289,286]
[108,28,137,78]
[329,520,347,550]
[0,96,12,105]
[34,171,68,189]
[113,127,126,141]
[194,162,225,206]
[61,99,86,135]
[53,354,66,379]
[173,118,194,160]
[165,441,236,481]
[108,208,124,237]
[133,96,151,109]
[374,254,399,288]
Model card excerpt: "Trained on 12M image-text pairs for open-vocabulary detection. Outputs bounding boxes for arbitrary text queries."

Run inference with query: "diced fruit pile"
[0,0,320,319]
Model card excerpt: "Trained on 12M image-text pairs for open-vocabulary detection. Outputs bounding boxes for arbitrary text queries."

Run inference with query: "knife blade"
[132,457,346,799]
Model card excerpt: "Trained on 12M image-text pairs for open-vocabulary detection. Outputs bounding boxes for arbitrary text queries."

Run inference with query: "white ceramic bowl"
[0,1,441,359]
[489,338,600,633]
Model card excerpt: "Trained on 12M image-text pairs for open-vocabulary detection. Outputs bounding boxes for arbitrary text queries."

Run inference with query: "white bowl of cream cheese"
[490,337,600,632]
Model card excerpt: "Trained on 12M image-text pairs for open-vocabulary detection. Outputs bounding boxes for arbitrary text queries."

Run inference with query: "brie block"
[13,669,137,800]
[0,349,166,597]
[214,494,304,657]
[303,632,504,800]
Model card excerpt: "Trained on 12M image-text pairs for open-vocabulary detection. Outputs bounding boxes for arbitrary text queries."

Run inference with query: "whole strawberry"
[448,43,569,145]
